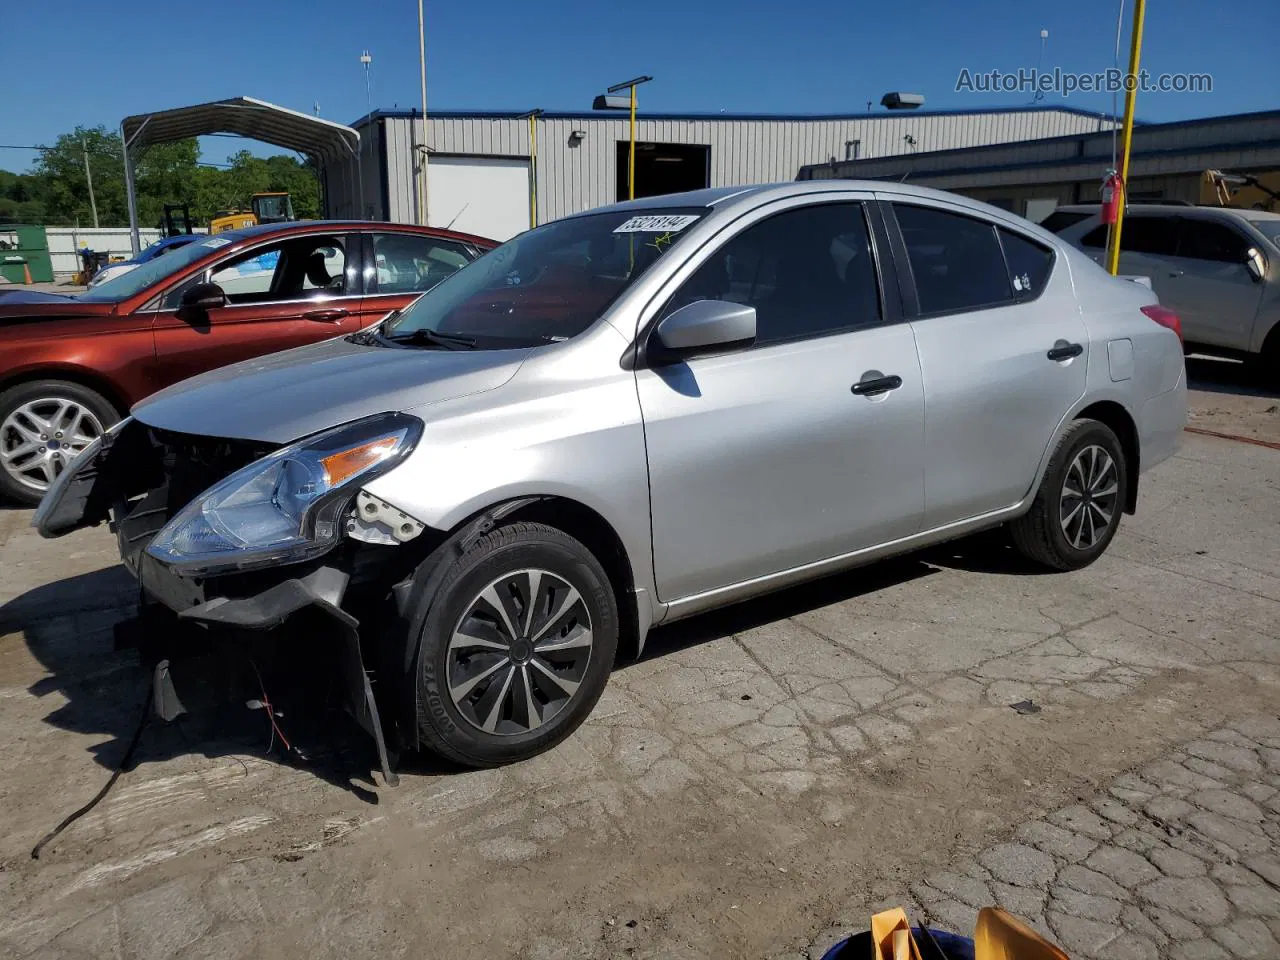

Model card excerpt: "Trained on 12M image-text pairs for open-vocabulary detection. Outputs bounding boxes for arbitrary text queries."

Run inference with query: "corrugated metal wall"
[801,111,1280,186]
[325,108,1114,227]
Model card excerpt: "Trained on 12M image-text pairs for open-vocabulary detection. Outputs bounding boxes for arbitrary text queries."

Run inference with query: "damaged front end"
[34,413,433,786]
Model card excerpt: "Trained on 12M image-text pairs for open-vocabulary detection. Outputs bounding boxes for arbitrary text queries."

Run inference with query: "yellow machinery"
[1200,169,1280,212]
[209,192,297,234]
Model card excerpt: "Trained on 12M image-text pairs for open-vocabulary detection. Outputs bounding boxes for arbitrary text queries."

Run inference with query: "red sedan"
[0,220,496,504]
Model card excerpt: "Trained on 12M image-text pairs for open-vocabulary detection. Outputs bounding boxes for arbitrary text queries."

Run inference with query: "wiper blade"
[345,311,401,345]
[385,328,477,350]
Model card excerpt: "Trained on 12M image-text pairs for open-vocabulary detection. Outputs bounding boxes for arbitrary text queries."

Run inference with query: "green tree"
[4,126,324,228]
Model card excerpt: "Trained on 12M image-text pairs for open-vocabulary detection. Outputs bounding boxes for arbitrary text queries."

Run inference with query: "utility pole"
[82,137,99,228]
[417,0,430,226]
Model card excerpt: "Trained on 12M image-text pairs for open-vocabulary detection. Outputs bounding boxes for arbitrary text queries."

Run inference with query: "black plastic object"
[819,926,975,960]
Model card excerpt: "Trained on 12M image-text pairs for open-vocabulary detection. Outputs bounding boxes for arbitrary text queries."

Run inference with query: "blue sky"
[2,0,1275,172]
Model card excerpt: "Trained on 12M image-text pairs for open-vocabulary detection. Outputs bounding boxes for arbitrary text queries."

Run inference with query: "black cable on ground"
[31,679,153,860]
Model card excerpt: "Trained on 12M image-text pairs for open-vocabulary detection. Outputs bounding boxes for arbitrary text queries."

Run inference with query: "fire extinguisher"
[1101,172,1123,225]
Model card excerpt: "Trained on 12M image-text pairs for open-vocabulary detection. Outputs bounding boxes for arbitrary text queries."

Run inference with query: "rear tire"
[0,380,119,506]
[1009,418,1128,571]
[413,522,618,768]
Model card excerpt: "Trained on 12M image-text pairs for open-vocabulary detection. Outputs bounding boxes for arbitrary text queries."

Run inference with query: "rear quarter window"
[998,229,1055,300]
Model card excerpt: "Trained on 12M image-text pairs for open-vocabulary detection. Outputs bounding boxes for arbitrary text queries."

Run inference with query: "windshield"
[78,234,230,302]
[384,208,706,347]
[1245,218,1280,250]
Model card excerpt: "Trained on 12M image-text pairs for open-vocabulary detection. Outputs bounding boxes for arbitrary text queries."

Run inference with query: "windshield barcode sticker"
[613,215,699,234]
[200,237,232,248]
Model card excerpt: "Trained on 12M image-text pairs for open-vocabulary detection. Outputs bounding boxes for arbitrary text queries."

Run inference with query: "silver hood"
[132,335,531,444]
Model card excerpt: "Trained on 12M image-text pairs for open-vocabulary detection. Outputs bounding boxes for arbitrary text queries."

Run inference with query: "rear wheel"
[413,522,618,768]
[1009,418,1127,571]
[0,380,119,506]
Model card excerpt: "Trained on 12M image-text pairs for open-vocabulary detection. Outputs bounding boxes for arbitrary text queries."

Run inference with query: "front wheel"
[413,522,619,768]
[1009,418,1128,571]
[0,380,119,506]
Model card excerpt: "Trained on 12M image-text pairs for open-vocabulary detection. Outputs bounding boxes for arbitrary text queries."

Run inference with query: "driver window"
[204,236,349,305]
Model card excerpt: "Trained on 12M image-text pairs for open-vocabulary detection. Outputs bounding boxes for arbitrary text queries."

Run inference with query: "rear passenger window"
[1118,217,1180,256]
[1080,225,1108,248]
[1177,221,1250,263]
[1039,210,1092,233]
[1080,216,1180,256]
[998,229,1054,299]
[662,202,882,346]
[893,204,1012,315]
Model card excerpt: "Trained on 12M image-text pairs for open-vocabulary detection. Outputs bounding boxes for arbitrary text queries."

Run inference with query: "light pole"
[359,50,373,219]
[417,0,430,226]
[593,76,652,201]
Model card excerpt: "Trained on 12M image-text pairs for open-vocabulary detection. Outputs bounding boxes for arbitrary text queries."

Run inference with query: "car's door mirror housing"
[649,299,756,364]
[1246,246,1266,282]
[177,281,227,318]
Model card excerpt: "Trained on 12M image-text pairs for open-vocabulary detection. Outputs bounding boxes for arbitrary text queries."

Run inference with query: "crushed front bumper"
[118,556,401,786]
[38,419,404,785]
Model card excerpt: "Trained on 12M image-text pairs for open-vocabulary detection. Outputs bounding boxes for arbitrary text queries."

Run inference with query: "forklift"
[160,203,195,237]
[209,192,297,234]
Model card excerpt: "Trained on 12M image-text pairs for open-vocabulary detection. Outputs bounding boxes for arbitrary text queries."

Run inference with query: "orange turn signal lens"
[319,437,399,487]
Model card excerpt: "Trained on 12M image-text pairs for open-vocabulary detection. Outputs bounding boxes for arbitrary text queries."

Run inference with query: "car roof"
[565,180,1035,223]
[203,219,497,247]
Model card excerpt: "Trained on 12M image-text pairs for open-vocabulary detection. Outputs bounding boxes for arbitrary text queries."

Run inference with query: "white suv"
[1048,205,1280,378]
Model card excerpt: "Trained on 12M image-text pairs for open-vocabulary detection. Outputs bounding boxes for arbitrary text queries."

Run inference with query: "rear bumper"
[1139,366,1188,472]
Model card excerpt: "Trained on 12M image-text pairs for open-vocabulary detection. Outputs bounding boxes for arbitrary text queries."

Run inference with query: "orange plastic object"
[973,907,1069,960]
[870,908,922,960]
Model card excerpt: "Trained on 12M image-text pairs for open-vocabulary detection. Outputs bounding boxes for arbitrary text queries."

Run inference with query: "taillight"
[1141,304,1183,342]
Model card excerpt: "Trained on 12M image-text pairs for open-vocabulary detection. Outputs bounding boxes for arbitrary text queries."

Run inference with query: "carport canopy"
[120,96,362,253]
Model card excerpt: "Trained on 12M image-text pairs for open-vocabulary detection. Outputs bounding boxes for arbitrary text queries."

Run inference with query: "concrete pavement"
[0,432,1277,959]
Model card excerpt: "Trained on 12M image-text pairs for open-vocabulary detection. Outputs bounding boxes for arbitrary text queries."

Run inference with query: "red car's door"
[147,232,362,392]
[354,230,485,328]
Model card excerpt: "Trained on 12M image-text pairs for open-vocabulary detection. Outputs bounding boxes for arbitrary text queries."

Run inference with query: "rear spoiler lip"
[1118,274,1153,290]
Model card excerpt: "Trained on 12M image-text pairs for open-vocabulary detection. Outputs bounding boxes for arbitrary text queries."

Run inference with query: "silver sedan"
[37,181,1188,772]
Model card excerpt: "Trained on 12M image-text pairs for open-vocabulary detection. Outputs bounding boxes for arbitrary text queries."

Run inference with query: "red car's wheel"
[0,380,119,506]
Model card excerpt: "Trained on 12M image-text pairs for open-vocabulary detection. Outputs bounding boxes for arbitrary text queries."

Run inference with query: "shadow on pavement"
[6,529,1039,800]
[1186,354,1280,400]
[3,567,393,805]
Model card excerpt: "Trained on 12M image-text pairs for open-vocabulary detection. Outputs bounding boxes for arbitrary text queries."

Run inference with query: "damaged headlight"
[146,413,422,575]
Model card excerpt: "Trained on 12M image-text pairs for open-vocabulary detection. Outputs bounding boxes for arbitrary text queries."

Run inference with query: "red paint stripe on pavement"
[1184,426,1280,452]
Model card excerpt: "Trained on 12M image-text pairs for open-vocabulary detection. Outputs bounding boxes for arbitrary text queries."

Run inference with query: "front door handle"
[303,308,350,322]
[1168,270,1184,278]
[1047,342,1084,362]
[851,374,903,396]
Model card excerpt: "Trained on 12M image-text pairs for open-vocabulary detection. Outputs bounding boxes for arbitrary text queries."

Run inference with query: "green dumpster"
[0,224,55,283]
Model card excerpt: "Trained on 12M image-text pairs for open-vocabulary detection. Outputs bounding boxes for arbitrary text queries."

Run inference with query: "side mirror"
[1246,247,1266,282]
[179,281,227,313]
[650,299,756,363]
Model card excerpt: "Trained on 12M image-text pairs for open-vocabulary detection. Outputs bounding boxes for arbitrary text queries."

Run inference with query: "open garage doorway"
[616,142,710,201]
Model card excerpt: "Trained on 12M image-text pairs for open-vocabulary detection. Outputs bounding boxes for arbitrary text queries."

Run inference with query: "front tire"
[413,522,618,768]
[0,380,119,506]
[1009,418,1127,571]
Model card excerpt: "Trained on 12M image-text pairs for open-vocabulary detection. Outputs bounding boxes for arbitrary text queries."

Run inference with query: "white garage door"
[427,156,530,242]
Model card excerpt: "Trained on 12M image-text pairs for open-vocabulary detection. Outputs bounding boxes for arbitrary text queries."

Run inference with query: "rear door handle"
[850,374,903,396]
[1047,342,1084,361]
[303,308,350,322]
[1168,270,1184,278]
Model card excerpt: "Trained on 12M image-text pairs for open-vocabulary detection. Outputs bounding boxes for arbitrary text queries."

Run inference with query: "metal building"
[324,105,1118,240]
[799,108,1280,222]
